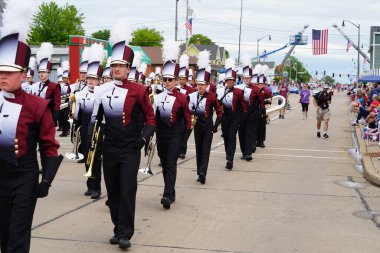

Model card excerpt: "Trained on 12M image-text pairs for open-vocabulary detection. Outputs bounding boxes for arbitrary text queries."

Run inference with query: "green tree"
[189,34,215,45]
[320,75,336,85]
[28,2,85,45]
[130,27,163,46]
[275,56,311,83]
[91,29,110,41]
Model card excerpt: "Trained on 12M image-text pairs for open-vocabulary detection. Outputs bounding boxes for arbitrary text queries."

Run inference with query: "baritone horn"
[139,139,157,175]
[265,95,286,124]
[64,125,84,161]
[85,120,100,178]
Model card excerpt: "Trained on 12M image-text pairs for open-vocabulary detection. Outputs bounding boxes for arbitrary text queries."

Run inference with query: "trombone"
[65,125,84,161]
[84,120,100,178]
[139,138,157,176]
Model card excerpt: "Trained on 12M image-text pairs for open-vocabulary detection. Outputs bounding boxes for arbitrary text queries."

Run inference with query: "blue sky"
[35,0,380,83]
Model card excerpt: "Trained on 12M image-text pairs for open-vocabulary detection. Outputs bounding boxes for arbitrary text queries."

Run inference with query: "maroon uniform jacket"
[216,86,247,114]
[206,83,217,93]
[177,84,195,95]
[258,86,274,109]
[0,88,59,168]
[92,78,156,153]
[32,80,61,112]
[188,91,222,119]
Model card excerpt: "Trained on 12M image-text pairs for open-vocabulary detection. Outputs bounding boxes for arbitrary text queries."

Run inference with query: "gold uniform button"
[15,150,19,155]
[15,145,18,149]
[15,139,18,144]
[122,120,125,124]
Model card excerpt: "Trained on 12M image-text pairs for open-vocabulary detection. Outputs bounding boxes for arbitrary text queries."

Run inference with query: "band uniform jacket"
[216,86,247,114]
[176,84,195,95]
[91,79,156,153]
[0,88,59,169]
[188,91,222,122]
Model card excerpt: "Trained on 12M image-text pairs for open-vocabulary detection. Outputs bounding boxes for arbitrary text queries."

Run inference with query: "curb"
[354,125,380,187]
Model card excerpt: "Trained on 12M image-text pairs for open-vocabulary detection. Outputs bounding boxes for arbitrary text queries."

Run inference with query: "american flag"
[185,18,192,35]
[346,39,353,52]
[312,29,328,55]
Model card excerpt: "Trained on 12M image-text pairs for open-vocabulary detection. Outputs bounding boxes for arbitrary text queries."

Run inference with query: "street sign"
[283,71,288,77]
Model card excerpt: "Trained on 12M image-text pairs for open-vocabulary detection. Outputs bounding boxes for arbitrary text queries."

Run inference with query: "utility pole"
[175,0,179,41]
[238,0,243,62]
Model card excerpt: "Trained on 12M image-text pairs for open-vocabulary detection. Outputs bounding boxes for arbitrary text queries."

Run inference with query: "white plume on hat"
[162,40,179,62]
[0,0,34,43]
[179,54,189,68]
[197,50,210,69]
[36,42,54,62]
[241,53,252,68]
[106,56,111,67]
[109,18,133,46]
[28,57,36,69]
[224,58,235,70]
[132,51,142,68]
[261,65,269,76]
[254,64,263,75]
[188,69,193,76]
[206,65,211,73]
[148,72,155,79]
[81,47,90,62]
[57,67,63,77]
[61,60,69,71]
[89,43,104,63]
[138,62,147,74]
[218,73,225,82]
[155,67,161,75]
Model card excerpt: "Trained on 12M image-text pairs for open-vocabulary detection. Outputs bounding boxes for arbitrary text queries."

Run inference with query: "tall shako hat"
[178,54,189,78]
[224,58,236,80]
[128,51,142,81]
[79,47,89,73]
[195,50,211,84]
[0,0,33,73]
[62,60,70,78]
[37,42,53,72]
[138,62,147,82]
[57,67,63,82]
[109,18,134,67]
[155,67,161,77]
[27,57,36,78]
[102,57,112,78]
[161,40,180,78]
[252,64,261,83]
[258,65,269,84]
[188,68,193,81]
[87,43,104,79]
[241,53,252,78]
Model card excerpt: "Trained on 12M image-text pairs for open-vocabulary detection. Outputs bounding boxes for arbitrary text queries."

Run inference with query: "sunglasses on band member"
[163,78,173,82]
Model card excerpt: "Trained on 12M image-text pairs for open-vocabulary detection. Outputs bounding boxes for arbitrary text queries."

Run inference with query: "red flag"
[346,40,353,52]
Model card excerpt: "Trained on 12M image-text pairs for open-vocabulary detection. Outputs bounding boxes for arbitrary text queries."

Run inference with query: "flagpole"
[185,0,189,55]
[238,0,243,63]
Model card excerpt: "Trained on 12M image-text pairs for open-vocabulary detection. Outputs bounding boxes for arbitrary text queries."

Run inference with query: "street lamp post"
[257,35,271,62]
[342,19,360,99]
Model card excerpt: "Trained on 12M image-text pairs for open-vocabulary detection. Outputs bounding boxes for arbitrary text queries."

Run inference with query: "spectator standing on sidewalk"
[299,83,310,119]
[313,84,332,138]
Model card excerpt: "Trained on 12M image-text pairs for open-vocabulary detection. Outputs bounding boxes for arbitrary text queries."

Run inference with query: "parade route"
[31,93,380,253]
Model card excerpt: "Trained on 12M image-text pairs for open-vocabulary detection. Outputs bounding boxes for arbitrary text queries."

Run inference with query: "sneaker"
[323,133,329,139]
[317,132,321,138]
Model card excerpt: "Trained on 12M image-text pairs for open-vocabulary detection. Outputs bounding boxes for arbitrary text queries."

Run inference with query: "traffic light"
[339,74,341,77]
[315,71,318,75]
[332,73,334,77]
[348,74,350,77]
[323,70,326,75]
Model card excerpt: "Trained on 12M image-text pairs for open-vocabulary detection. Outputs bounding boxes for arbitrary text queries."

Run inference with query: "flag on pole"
[185,18,192,35]
[312,29,328,55]
[346,40,353,52]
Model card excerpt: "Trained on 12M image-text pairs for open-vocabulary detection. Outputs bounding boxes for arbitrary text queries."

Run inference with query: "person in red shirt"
[278,83,289,119]
[354,94,379,125]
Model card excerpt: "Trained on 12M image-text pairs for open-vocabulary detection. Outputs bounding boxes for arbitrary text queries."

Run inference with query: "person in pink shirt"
[278,83,289,119]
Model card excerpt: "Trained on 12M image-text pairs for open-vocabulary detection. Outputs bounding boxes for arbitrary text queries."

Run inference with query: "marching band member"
[188,68,196,88]
[237,55,260,161]
[215,58,246,170]
[138,62,147,86]
[257,65,273,148]
[154,66,164,94]
[31,42,61,126]
[102,56,112,84]
[59,61,71,137]
[189,50,222,184]
[21,56,36,93]
[91,18,155,249]
[0,1,62,252]
[127,51,142,82]
[70,47,89,94]
[177,54,195,159]
[153,40,191,209]
[73,43,104,199]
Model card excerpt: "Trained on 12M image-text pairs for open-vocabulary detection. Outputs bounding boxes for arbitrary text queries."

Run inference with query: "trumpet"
[139,139,157,175]
[69,94,76,119]
[191,114,197,129]
[65,125,84,161]
[149,93,154,104]
[85,120,100,178]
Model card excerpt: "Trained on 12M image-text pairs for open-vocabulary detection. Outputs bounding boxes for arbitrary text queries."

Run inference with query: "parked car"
[270,85,278,96]
[289,86,299,94]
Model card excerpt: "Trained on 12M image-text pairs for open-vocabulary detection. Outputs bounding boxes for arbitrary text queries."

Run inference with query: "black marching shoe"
[59,132,68,137]
[260,143,265,148]
[198,173,206,184]
[317,132,321,138]
[161,197,172,209]
[118,238,131,249]
[84,189,92,196]
[226,160,233,170]
[91,191,101,199]
[178,153,186,159]
[240,155,246,160]
[252,147,256,153]
[245,155,252,161]
[109,235,119,244]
